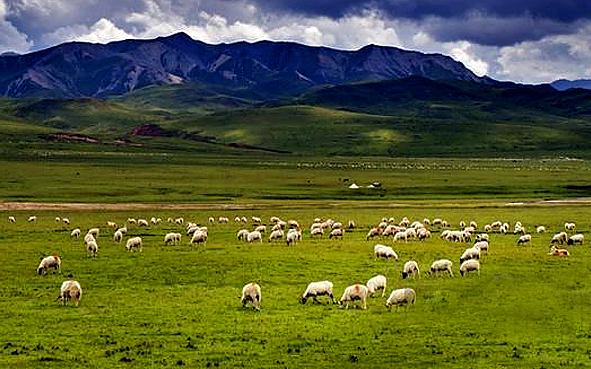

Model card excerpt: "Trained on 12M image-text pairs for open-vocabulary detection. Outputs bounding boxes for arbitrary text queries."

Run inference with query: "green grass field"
[1,205,591,368]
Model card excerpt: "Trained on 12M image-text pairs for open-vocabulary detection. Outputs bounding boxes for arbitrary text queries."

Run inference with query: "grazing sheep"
[55,217,61,223]
[329,228,344,239]
[366,227,381,240]
[241,282,262,311]
[58,280,82,306]
[87,228,99,238]
[137,219,149,227]
[252,216,262,224]
[62,218,70,225]
[125,237,143,252]
[127,218,137,224]
[310,227,324,237]
[70,228,81,238]
[268,229,285,242]
[37,255,61,275]
[402,261,420,279]
[517,234,532,245]
[247,231,263,243]
[237,229,250,241]
[423,218,430,225]
[551,232,568,245]
[270,216,281,224]
[106,221,117,228]
[385,288,416,311]
[347,220,356,229]
[300,281,335,304]
[164,232,181,245]
[84,233,96,245]
[428,259,453,277]
[460,259,480,276]
[366,275,387,297]
[190,230,208,246]
[8,216,16,223]
[460,246,480,264]
[86,239,98,257]
[475,234,489,243]
[286,229,300,246]
[27,216,37,222]
[393,230,409,242]
[254,225,267,234]
[473,240,489,254]
[374,245,398,260]
[565,222,576,231]
[113,230,123,243]
[117,226,127,234]
[470,221,478,229]
[175,218,184,226]
[549,245,569,258]
[417,228,431,241]
[567,234,584,245]
[483,224,492,233]
[339,284,369,309]
[536,225,545,233]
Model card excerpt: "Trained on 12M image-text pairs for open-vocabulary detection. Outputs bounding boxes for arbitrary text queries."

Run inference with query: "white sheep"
[402,261,420,279]
[8,216,16,223]
[126,236,143,252]
[58,280,82,306]
[190,230,208,246]
[137,219,149,227]
[84,233,96,245]
[175,218,184,226]
[254,225,266,233]
[70,228,81,238]
[517,234,532,245]
[127,218,137,224]
[339,284,369,309]
[347,220,356,229]
[565,222,576,231]
[286,229,300,246]
[164,232,181,245]
[460,246,480,264]
[62,218,70,225]
[567,234,585,245]
[237,229,249,241]
[87,228,99,238]
[329,228,343,239]
[113,230,123,243]
[473,240,489,254]
[27,216,37,222]
[366,275,387,297]
[55,216,61,223]
[300,281,335,304]
[117,226,127,234]
[374,245,398,260]
[86,239,98,257]
[460,259,480,277]
[385,288,416,311]
[107,221,117,228]
[366,227,381,240]
[247,231,262,243]
[551,232,568,245]
[428,259,453,277]
[417,228,431,241]
[310,227,324,237]
[37,255,61,275]
[251,216,262,224]
[241,282,262,310]
[536,226,545,233]
[549,245,569,258]
[268,229,284,242]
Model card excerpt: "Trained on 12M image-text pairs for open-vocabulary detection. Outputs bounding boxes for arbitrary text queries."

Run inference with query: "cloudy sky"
[1,0,590,83]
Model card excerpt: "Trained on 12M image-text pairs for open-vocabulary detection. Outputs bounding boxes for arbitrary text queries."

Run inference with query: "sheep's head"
[300,296,307,304]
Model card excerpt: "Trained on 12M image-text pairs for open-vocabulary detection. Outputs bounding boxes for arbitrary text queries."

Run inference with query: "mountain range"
[0,32,485,98]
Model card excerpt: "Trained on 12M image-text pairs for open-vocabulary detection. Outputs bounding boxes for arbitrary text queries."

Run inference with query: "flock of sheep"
[9,213,580,310]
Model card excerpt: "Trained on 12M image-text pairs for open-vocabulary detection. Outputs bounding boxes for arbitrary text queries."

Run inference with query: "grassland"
[1,205,591,368]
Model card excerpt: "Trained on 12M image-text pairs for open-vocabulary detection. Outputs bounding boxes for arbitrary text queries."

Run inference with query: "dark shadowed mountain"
[551,79,591,91]
[0,32,484,98]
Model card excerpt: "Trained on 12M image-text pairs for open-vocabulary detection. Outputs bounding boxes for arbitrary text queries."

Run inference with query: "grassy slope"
[1,206,591,368]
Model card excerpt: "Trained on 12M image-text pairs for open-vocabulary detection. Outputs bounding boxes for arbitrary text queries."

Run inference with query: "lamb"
[517,234,532,245]
[247,231,262,243]
[113,230,123,243]
[385,288,416,311]
[366,275,387,297]
[190,230,208,246]
[58,280,82,306]
[241,282,262,310]
[339,284,369,309]
[567,234,584,245]
[300,281,335,304]
[428,259,453,277]
[460,246,480,264]
[37,255,61,275]
[551,232,568,245]
[374,245,398,260]
[460,259,480,276]
[86,239,98,257]
[329,228,343,239]
[402,261,420,279]
[8,216,15,223]
[549,245,569,258]
[70,228,81,238]
[137,219,149,227]
[125,236,143,252]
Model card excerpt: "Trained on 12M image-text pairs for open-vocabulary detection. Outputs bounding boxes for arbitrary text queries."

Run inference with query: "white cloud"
[43,18,133,45]
[447,41,489,76]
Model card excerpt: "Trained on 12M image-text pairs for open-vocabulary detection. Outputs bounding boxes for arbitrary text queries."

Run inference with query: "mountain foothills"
[1,33,591,158]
